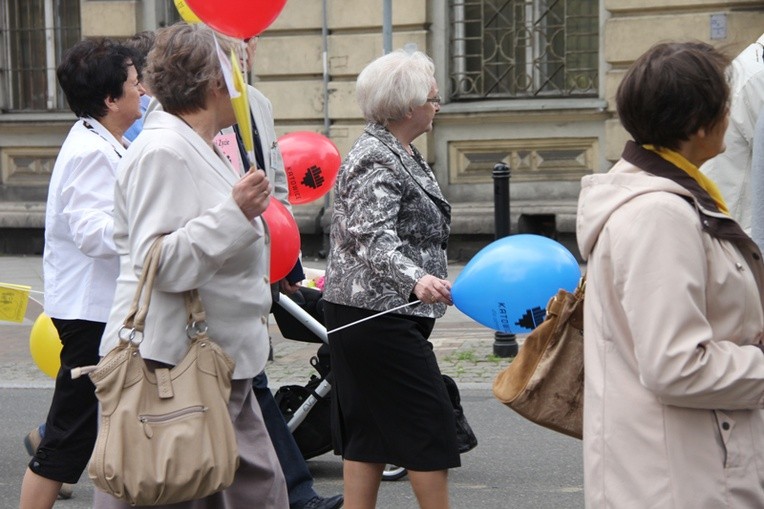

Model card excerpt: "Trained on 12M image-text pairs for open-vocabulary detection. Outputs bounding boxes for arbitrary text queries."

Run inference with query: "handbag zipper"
[139,405,208,438]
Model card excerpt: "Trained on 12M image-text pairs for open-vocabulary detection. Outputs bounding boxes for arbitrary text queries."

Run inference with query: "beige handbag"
[74,238,239,505]
[492,278,585,439]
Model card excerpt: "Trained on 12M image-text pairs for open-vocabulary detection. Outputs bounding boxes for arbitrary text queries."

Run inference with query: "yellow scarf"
[642,145,729,215]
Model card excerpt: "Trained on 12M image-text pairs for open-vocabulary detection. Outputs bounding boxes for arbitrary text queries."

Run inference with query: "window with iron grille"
[1,0,81,111]
[449,0,599,100]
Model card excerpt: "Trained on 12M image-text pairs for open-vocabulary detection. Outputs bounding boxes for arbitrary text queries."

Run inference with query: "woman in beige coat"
[94,23,288,508]
[577,42,764,507]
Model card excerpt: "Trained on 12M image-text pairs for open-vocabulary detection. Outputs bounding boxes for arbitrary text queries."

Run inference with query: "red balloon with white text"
[278,131,341,205]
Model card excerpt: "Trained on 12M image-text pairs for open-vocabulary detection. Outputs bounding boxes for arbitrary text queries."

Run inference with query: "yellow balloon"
[174,0,201,24]
[29,313,62,379]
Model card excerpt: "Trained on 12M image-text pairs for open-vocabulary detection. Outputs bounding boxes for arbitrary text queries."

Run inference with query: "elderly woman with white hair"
[322,49,458,509]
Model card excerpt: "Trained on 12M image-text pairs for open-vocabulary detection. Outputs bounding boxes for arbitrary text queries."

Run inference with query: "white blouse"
[43,117,126,322]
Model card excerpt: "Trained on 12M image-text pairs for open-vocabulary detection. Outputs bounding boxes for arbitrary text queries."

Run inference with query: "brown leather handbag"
[492,278,585,439]
[74,238,239,505]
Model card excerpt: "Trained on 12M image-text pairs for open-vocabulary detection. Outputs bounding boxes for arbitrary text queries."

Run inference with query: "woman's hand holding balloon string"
[233,167,271,220]
[413,274,453,305]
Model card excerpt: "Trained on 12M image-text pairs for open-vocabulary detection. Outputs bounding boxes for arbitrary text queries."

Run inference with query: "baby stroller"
[272,286,409,481]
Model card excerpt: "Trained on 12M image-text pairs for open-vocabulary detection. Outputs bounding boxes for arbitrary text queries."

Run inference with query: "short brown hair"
[616,41,731,150]
[146,22,234,115]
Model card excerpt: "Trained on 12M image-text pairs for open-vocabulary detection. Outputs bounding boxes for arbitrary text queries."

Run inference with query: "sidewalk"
[0,255,512,390]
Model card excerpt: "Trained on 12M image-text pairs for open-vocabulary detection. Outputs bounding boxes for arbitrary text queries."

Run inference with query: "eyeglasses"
[426,95,442,105]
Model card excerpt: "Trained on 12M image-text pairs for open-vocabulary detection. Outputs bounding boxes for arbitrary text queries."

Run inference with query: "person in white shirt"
[229,36,342,509]
[19,38,144,509]
[700,33,764,232]
[750,113,764,251]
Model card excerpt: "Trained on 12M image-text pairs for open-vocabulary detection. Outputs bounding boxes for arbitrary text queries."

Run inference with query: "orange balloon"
[29,313,62,379]
[262,199,301,282]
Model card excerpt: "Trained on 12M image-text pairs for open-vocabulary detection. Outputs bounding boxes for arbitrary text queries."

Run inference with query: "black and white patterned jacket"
[323,123,452,318]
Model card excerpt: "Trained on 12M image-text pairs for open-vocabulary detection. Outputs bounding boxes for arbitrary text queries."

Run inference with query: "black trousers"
[30,318,103,483]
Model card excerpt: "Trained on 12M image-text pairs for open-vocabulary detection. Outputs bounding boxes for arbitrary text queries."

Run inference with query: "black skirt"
[324,302,460,471]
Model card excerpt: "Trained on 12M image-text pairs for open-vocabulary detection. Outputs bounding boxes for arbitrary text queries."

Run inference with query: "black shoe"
[23,428,42,456]
[299,494,344,509]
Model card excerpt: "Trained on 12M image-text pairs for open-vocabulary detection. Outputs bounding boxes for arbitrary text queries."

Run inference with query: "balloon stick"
[276,295,422,340]
[327,301,422,335]
[276,296,328,343]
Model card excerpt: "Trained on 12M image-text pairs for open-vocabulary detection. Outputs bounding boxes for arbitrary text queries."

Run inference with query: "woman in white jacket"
[94,23,288,508]
[577,41,764,507]
[20,38,144,509]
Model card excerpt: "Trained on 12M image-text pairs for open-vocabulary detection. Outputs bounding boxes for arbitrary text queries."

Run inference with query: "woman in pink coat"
[577,42,764,507]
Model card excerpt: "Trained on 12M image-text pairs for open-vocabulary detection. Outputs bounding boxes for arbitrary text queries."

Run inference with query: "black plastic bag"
[442,374,478,453]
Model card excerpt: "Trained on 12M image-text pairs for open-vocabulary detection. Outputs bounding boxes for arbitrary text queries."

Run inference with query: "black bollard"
[492,163,519,358]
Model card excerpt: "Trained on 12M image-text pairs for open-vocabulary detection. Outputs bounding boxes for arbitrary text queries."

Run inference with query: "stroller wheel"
[381,464,407,481]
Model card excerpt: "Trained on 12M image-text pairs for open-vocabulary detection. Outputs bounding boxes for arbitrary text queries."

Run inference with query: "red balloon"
[278,131,341,205]
[184,0,287,39]
[261,198,300,282]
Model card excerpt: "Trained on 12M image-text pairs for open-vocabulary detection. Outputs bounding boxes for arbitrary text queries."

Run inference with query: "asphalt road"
[0,255,584,507]
[0,387,583,509]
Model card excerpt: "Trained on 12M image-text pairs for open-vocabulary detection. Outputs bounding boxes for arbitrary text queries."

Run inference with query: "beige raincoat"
[577,142,764,507]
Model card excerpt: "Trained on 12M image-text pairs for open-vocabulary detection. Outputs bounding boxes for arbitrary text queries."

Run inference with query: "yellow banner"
[230,48,254,161]
[173,0,201,24]
[0,283,31,323]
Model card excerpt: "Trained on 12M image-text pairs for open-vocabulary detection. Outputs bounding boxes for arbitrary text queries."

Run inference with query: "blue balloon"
[451,234,581,333]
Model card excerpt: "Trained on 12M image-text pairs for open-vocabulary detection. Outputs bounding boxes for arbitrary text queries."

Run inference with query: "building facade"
[1,0,762,257]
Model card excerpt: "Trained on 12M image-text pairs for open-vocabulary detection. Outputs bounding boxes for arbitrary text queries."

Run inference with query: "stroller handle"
[277,294,329,344]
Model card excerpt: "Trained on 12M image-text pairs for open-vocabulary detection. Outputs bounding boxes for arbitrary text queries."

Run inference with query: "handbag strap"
[576,275,586,296]
[183,289,208,339]
[120,236,208,342]
[122,237,164,334]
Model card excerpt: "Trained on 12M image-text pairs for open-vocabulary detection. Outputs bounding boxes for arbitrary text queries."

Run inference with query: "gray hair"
[146,22,236,115]
[356,49,436,125]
